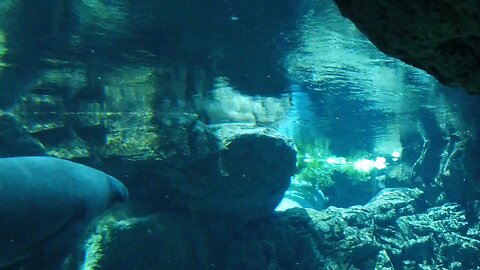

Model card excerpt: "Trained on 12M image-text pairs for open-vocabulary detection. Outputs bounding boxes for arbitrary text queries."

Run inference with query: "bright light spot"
[303,157,314,163]
[355,159,373,173]
[303,154,314,163]
[374,157,387,170]
[392,151,401,158]
[326,157,347,165]
[275,198,302,211]
[392,157,399,162]
[354,157,387,173]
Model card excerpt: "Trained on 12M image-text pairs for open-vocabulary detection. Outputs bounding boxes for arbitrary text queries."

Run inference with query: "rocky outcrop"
[224,188,480,270]
[53,122,297,269]
[1,99,298,269]
[0,108,296,221]
[80,188,480,269]
[118,123,297,227]
[0,59,296,215]
[0,113,45,156]
[333,0,480,94]
[83,213,217,270]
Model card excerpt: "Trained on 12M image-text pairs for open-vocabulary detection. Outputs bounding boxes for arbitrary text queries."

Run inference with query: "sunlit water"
[279,0,479,159]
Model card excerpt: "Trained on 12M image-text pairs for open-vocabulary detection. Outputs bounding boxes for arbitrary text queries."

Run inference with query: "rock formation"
[333,0,480,94]
[83,188,480,269]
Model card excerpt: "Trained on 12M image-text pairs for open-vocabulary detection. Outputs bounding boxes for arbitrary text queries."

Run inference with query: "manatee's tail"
[108,176,129,203]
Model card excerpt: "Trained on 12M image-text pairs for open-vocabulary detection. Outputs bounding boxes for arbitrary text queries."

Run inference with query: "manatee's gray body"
[0,156,128,269]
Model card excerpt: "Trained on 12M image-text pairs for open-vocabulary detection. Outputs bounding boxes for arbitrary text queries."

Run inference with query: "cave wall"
[333,0,480,94]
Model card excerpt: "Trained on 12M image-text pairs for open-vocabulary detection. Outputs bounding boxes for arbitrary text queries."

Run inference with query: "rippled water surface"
[0,0,478,158]
[280,1,479,157]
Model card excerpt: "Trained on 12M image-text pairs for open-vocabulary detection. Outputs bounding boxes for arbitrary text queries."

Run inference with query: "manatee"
[0,156,128,269]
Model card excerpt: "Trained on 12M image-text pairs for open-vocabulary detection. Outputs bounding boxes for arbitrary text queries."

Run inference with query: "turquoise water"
[0,0,480,269]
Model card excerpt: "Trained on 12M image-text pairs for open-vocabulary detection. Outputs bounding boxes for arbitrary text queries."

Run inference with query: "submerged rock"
[333,0,480,94]
[83,214,216,270]
[116,123,296,222]
[202,124,297,218]
[0,113,45,157]
[224,188,479,270]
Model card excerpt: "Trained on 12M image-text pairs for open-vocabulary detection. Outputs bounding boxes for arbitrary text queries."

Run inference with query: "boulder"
[123,124,297,225]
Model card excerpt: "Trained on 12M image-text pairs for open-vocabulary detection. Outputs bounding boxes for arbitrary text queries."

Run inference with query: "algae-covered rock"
[395,203,479,269]
[1,60,297,224]
[366,188,425,221]
[122,124,297,224]
[74,123,297,269]
[17,93,66,133]
[374,250,395,270]
[225,208,322,270]
[208,124,297,216]
[83,213,216,270]
[0,113,45,156]
[222,188,480,269]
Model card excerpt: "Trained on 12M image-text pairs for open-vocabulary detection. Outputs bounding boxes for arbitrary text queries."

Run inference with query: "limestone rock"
[333,0,480,94]
[374,250,395,270]
[466,200,480,240]
[0,63,297,227]
[209,124,297,216]
[88,122,297,246]
[83,214,216,270]
[366,188,424,221]
[0,113,45,156]
[225,208,323,270]
[17,93,66,133]
[129,124,297,219]
[395,203,479,269]
[225,188,480,269]
[80,187,480,269]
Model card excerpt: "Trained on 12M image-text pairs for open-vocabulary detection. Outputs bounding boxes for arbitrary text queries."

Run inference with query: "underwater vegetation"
[296,144,385,189]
